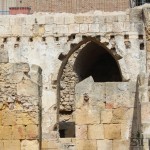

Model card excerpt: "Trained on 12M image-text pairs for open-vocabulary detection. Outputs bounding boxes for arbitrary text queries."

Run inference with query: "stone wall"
[0,63,42,150]
[0,4,150,150]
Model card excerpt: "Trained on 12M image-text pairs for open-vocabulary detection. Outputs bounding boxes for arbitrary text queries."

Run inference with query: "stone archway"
[57,37,124,138]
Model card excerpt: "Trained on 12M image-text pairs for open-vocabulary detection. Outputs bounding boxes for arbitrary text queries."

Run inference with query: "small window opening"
[140,43,144,50]
[16,36,20,42]
[42,37,46,42]
[110,35,115,39]
[29,37,33,42]
[124,34,129,40]
[139,35,143,40]
[59,122,75,138]
[55,37,59,41]
[3,38,7,43]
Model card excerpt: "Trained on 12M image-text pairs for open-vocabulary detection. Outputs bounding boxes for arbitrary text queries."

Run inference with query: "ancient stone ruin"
[1,3,150,150]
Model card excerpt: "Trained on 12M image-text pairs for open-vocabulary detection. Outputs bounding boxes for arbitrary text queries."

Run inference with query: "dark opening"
[73,41,122,82]
[59,122,75,138]
[135,0,150,6]
[140,43,144,50]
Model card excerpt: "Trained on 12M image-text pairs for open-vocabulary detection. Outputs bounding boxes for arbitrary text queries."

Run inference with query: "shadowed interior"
[74,41,122,82]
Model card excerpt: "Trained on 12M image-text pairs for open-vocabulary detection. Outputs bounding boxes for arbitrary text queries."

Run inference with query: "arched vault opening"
[57,37,123,138]
[73,41,122,82]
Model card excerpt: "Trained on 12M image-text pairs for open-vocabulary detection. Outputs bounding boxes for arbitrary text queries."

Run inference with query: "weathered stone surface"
[1,126,12,140]
[76,107,100,125]
[76,140,96,150]
[97,140,112,150]
[0,6,149,149]
[113,140,129,150]
[2,111,16,125]
[76,125,87,139]
[4,140,21,150]
[17,79,39,97]
[21,140,39,150]
[101,110,113,123]
[141,102,150,124]
[0,49,8,63]
[42,140,58,149]
[12,125,26,140]
[26,125,39,139]
[88,125,104,139]
[104,124,121,139]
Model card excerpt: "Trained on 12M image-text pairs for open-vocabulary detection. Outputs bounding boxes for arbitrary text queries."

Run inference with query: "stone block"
[142,123,150,138]
[54,16,64,24]
[118,15,126,22]
[17,79,39,97]
[104,124,121,139]
[88,125,104,139]
[141,102,150,124]
[0,111,2,125]
[76,108,100,125]
[89,24,99,32]
[74,16,84,23]
[130,8,143,22]
[113,140,130,150]
[16,112,38,125]
[76,125,87,139]
[56,25,69,34]
[26,125,39,139]
[84,16,93,23]
[0,141,3,150]
[68,24,79,33]
[2,111,16,125]
[21,140,39,150]
[97,140,112,150]
[25,16,36,25]
[80,24,88,33]
[4,140,21,150]
[0,126,3,139]
[76,140,96,150]
[22,25,33,36]
[45,15,54,24]
[42,140,58,149]
[94,16,105,24]
[36,15,46,24]
[12,125,26,140]
[113,22,124,32]
[112,107,129,123]
[65,16,74,24]
[0,49,8,63]
[101,110,113,123]
[11,25,22,36]
[2,126,12,139]
[147,41,150,52]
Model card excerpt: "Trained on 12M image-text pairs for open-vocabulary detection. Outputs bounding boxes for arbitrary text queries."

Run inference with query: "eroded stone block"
[88,125,104,139]
[104,124,121,140]
[21,140,39,150]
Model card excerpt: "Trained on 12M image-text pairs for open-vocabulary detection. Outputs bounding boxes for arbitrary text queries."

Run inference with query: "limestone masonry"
[0,4,150,150]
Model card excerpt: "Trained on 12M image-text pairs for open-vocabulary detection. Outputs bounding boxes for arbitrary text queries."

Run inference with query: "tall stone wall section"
[0,63,42,150]
[0,4,149,150]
